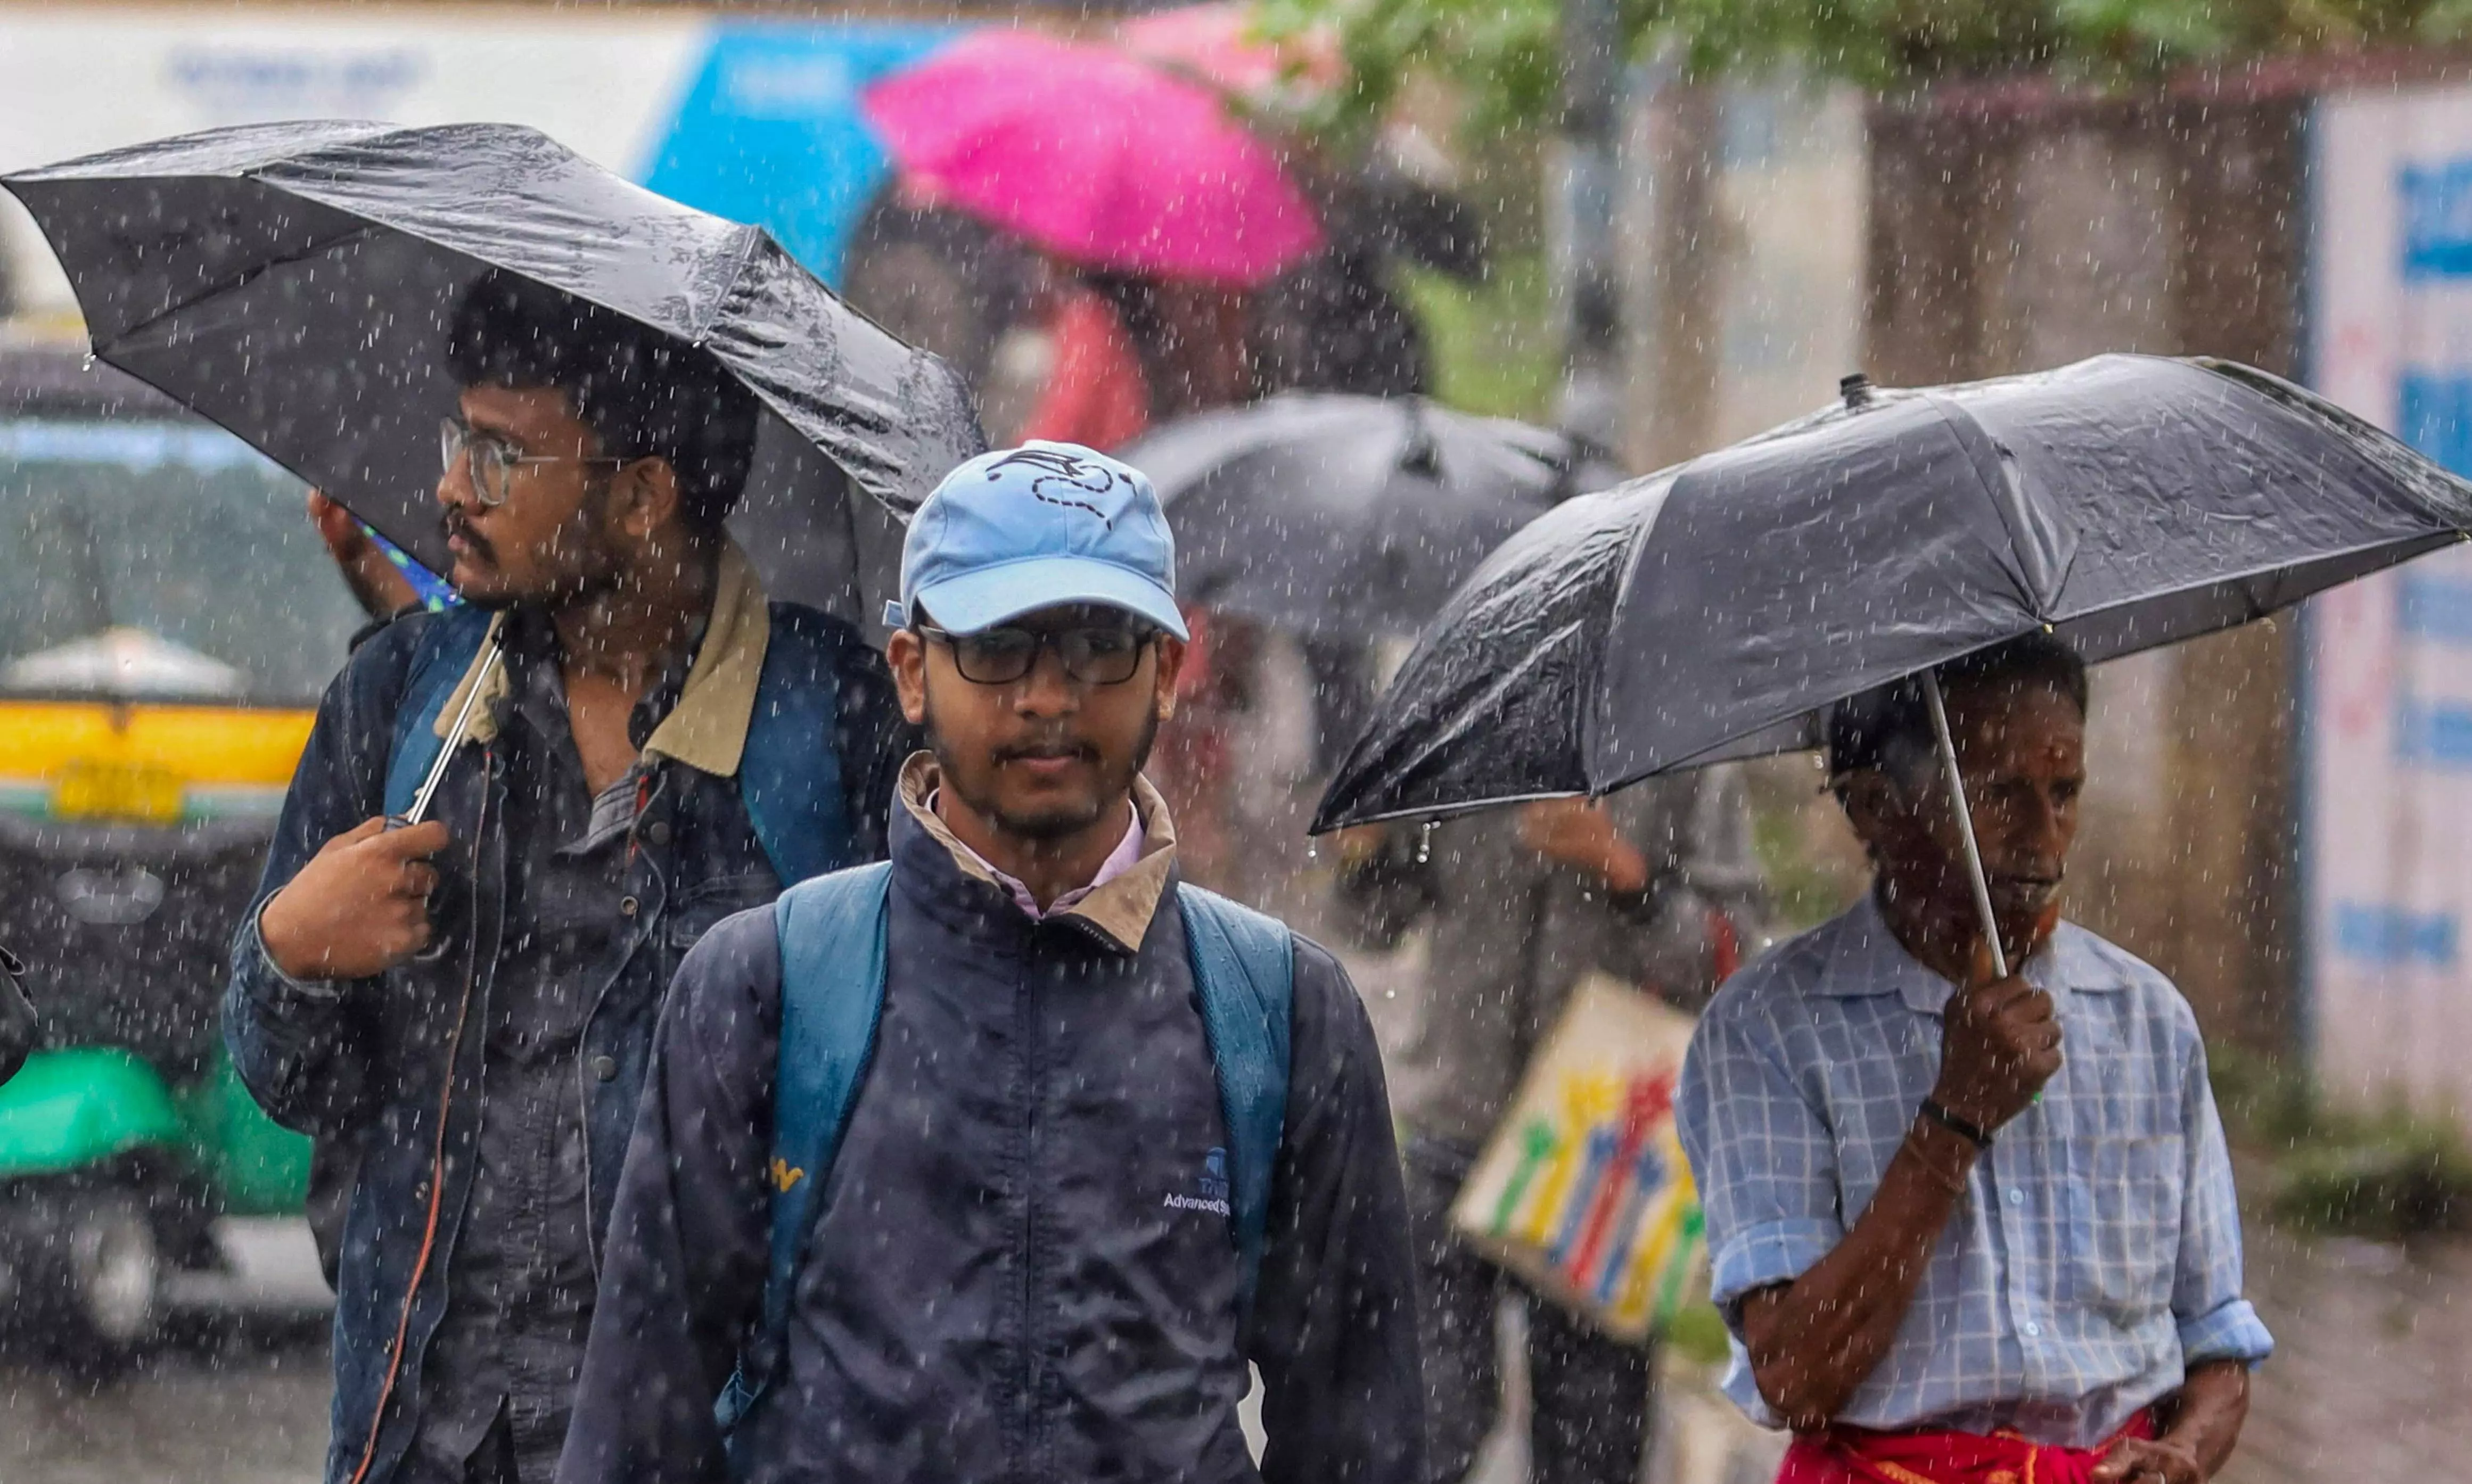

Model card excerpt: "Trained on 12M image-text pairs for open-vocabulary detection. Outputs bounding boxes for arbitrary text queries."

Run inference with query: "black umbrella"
[1121,393,1623,638]
[1,120,985,626]
[1315,356,2472,955]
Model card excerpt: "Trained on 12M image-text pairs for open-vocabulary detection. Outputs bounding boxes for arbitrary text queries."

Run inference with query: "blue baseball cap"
[886,441,1189,640]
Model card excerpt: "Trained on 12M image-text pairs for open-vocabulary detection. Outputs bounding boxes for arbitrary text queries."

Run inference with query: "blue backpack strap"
[1176,883,1295,1325]
[714,860,894,1444]
[381,606,495,819]
[738,605,852,888]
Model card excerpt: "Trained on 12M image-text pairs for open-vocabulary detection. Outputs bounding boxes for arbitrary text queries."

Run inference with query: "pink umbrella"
[1118,3,1343,108]
[861,30,1322,288]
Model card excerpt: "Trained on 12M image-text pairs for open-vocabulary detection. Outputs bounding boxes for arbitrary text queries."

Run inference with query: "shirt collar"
[1813,888,2132,1015]
[931,787,1145,921]
[640,540,768,777]
[894,752,1179,953]
[428,539,770,777]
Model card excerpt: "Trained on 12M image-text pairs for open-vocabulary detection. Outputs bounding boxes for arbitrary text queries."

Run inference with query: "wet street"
[4,1213,2465,1482]
[2219,1226,2472,1484]
[0,1220,331,1483]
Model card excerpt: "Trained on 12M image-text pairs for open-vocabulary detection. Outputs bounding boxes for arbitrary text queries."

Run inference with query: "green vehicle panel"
[0,1047,186,1177]
[0,1046,312,1213]
[172,1052,314,1216]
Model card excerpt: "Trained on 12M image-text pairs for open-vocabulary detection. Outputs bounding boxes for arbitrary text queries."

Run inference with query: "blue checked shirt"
[1676,893,2273,1447]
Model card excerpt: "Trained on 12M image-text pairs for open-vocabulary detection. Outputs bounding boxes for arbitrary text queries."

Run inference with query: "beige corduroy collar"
[427,540,771,777]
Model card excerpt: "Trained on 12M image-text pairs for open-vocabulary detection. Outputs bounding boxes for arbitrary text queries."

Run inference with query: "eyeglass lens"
[950,628,1145,686]
[439,418,514,506]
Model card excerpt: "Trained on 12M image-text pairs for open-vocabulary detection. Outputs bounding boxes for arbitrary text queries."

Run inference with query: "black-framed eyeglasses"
[440,416,627,507]
[917,621,1156,686]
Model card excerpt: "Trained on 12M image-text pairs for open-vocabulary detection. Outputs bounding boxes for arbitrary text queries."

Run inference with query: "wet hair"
[445,270,760,534]
[1826,632,2089,791]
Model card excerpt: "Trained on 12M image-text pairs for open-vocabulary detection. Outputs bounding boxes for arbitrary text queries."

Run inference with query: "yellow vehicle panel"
[0,700,311,824]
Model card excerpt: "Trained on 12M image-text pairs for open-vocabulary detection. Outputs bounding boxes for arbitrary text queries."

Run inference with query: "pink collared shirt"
[929,793,1147,919]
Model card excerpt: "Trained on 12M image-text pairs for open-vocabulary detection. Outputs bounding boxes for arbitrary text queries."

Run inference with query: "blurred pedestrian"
[1342,774,1763,1484]
[1014,270,1154,451]
[309,489,424,621]
[1676,635,2271,1484]
[1018,267,1260,454]
[223,271,913,1484]
[559,442,1422,1484]
[1250,248,1430,400]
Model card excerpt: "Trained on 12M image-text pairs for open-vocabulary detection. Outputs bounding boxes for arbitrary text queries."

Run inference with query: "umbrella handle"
[1923,667,2009,982]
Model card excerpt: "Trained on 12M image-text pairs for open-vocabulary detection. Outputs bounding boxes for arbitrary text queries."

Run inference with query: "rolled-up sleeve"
[1676,985,1844,1318]
[2172,1042,2274,1367]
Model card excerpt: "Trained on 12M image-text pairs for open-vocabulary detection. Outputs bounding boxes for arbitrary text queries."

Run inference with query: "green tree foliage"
[1259,0,2468,137]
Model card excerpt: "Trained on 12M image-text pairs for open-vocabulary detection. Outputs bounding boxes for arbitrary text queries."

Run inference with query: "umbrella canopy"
[1123,393,1621,638]
[1116,3,1344,111]
[1,121,984,626]
[862,31,1321,288]
[1316,354,2472,830]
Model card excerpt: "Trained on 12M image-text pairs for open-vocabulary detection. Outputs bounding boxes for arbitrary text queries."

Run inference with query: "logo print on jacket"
[1163,1147,1233,1218]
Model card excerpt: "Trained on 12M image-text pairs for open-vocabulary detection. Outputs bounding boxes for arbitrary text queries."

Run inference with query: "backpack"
[378,604,859,885]
[712,861,1295,1452]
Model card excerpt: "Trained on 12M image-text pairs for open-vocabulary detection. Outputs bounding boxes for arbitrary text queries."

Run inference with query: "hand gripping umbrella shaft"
[1923,668,2008,981]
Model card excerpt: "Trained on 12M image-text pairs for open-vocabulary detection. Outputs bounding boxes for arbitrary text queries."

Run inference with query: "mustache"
[991,736,1099,765]
[441,509,495,563]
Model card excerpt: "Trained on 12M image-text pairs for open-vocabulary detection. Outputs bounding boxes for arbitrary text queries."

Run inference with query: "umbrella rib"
[687,225,768,348]
[92,220,383,354]
[1919,393,2065,615]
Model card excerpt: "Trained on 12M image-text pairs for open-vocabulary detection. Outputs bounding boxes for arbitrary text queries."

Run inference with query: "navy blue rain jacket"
[557,770,1424,1484]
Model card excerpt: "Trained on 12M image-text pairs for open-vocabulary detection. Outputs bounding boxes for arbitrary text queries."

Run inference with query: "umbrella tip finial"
[1839,372,1874,408]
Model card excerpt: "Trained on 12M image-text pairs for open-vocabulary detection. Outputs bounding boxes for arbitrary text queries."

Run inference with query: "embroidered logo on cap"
[983,447,1118,526]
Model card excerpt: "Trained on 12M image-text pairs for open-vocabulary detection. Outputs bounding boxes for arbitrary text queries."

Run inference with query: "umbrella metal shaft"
[1923,667,2010,981]
[398,637,501,828]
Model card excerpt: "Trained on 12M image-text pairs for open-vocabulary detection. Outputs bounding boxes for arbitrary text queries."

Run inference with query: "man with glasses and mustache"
[223,271,914,1484]
[557,442,1423,1484]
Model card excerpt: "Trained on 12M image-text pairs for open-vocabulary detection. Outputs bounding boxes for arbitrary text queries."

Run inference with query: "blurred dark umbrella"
[1316,355,2472,837]
[1122,393,1622,639]
[0,120,984,627]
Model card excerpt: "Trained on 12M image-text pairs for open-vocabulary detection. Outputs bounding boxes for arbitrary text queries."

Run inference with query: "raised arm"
[222,635,422,1134]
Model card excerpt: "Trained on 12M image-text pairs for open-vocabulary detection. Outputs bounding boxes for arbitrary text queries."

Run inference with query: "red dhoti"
[1778,1412,2155,1484]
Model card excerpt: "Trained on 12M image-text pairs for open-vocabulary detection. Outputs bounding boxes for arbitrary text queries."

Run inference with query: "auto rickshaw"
[0,339,365,1355]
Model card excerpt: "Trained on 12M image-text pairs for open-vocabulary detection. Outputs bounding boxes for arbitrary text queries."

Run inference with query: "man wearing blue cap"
[559,442,1423,1484]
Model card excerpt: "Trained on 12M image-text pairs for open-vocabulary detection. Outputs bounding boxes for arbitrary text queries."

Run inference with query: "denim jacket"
[223,551,908,1484]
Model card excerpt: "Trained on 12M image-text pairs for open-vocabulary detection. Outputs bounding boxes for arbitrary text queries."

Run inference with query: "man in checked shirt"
[1676,635,2271,1484]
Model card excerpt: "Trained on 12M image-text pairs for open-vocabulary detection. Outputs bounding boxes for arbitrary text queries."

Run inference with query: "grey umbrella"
[1,120,985,627]
[1121,393,1623,638]
[1313,356,2472,961]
